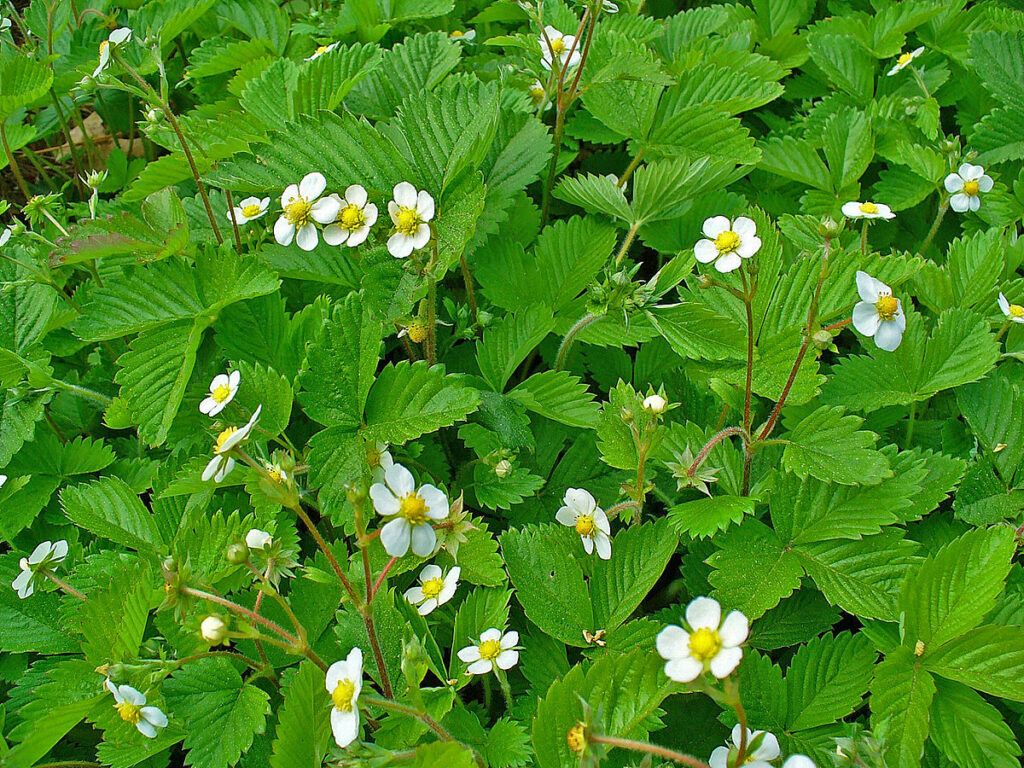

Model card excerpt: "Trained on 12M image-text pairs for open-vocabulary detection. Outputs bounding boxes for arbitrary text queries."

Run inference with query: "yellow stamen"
[116,700,142,724]
[332,679,356,711]
[859,202,878,214]
[339,204,365,232]
[897,52,913,66]
[99,40,109,56]
[395,207,420,236]
[550,37,566,56]
[714,230,741,254]
[241,203,262,217]
[451,30,464,37]
[406,322,427,343]
[285,198,313,226]
[211,383,232,403]
[688,627,722,662]
[575,515,596,538]
[399,493,429,524]
[422,577,445,600]
[1010,304,1024,318]
[530,86,545,103]
[962,180,980,196]
[315,45,330,56]
[215,427,237,453]
[875,294,899,321]
[567,723,586,754]
[478,638,502,661]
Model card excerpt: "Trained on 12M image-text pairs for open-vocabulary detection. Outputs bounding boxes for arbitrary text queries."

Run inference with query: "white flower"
[540,25,581,71]
[93,27,132,77]
[528,79,551,112]
[449,29,476,41]
[227,196,269,225]
[841,201,895,220]
[694,216,761,273]
[199,370,240,416]
[264,461,289,484]
[307,41,339,60]
[656,596,748,682]
[12,540,68,599]
[246,528,273,550]
[274,172,341,251]
[202,405,262,483]
[999,292,1024,324]
[323,185,378,247]
[782,757,816,768]
[200,615,229,645]
[457,628,519,675]
[709,725,780,768]
[944,163,993,213]
[643,394,667,414]
[852,271,906,352]
[105,680,168,738]
[386,182,434,258]
[887,46,924,76]
[555,488,611,560]
[326,648,363,748]
[404,564,460,616]
[369,463,449,557]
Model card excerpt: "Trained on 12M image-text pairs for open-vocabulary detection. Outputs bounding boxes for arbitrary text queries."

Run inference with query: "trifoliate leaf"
[870,648,935,768]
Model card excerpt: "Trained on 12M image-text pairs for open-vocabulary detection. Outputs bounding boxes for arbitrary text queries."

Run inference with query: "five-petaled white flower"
[852,271,906,352]
[999,292,1024,324]
[369,463,449,557]
[274,172,341,251]
[386,182,434,258]
[449,29,476,41]
[324,185,378,248]
[656,596,748,682]
[404,564,460,616]
[200,370,240,416]
[528,79,551,111]
[326,648,363,748]
[246,528,273,550]
[709,725,780,768]
[944,163,993,213]
[93,27,132,77]
[457,628,519,675]
[887,46,924,76]
[540,25,581,71]
[12,540,68,599]
[307,41,339,60]
[227,196,269,225]
[202,405,262,483]
[841,201,895,220]
[556,488,612,560]
[694,216,761,273]
[105,680,168,738]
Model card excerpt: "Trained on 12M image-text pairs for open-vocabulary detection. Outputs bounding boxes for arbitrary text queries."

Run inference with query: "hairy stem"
[687,427,748,476]
[1,121,31,199]
[916,197,948,256]
[555,313,599,371]
[460,254,479,330]
[224,189,244,255]
[618,149,645,188]
[588,735,711,768]
[426,275,438,365]
[740,270,755,495]
[45,572,87,600]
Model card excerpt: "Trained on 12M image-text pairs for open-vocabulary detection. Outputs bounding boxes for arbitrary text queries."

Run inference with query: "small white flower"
[11,540,68,599]
[93,27,132,77]
[694,216,761,273]
[782,757,816,768]
[944,163,993,213]
[457,628,520,675]
[202,405,262,483]
[887,46,924,76]
[999,292,1024,324]
[245,528,273,550]
[369,463,449,557]
[449,29,476,41]
[200,615,229,645]
[709,725,781,768]
[841,201,895,220]
[326,648,363,748]
[263,461,289,485]
[227,196,269,225]
[323,185,378,247]
[404,564,460,616]
[643,394,667,414]
[274,172,341,251]
[656,596,748,682]
[852,271,906,352]
[555,488,611,560]
[307,41,339,60]
[540,25,581,71]
[386,182,434,258]
[528,79,551,112]
[105,680,168,739]
[199,370,240,416]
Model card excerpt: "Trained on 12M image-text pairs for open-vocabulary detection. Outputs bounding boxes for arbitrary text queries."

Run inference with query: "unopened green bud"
[226,542,249,564]
[819,217,841,238]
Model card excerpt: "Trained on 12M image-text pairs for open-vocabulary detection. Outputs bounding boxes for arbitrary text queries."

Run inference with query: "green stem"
[540,105,565,228]
[495,668,514,711]
[740,270,755,496]
[905,401,917,447]
[613,222,641,268]
[554,313,599,371]
[916,197,948,256]
[362,695,460,747]
[426,275,438,365]
[45,571,87,600]
[995,319,1012,342]
[860,219,869,255]
[0,120,31,200]
[588,735,710,768]
[460,254,479,330]
[49,379,112,405]
[224,189,244,255]
[173,650,264,674]
[909,64,931,99]
[618,149,645,188]
[687,427,747,476]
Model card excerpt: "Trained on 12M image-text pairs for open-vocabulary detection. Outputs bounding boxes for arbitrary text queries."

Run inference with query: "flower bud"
[811,329,832,349]
[642,394,667,414]
[818,217,841,238]
[939,138,958,154]
[494,459,512,478]
[161,555,178,576]
[245,529,272,551]
[200,615,229,645]
[226,542,250,564]
[620,407,633,423]
[106,661,128,683]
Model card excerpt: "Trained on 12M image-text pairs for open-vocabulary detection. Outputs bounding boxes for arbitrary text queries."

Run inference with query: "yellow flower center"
[407,322,427,343]
[962,179,980,196]
[1010,304,1024,318]
[567,723,586,754]
[688,627,722,662]
[714,230,741,254]
[575,514,596,537]
[215,427,238,453]
[451,30,464,37]
[875,294,899,321]
[211,383,232,403]
[116,700,142,724]
[530,86,545,103]
[422,577,445,600]
[241,203,262,217]
[339,204,365,231]
[99,40,109,57]
[314,45,330,56]
[332,679,356,711]
[285,198,313,226]
[267,465,284,483]
[898,52,913,66]
[399,493,429,524]
[859,202,878,214]
[395,207,420,236]
[478,638,502,661]
[550,37,566,55]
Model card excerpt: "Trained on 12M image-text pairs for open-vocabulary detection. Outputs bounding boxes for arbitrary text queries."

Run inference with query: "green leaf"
[412,742,476,768]
[922,625,1024,702]
[669,495,754,539]
[364,361,479,443]
[164,657,270,768]
[956,372,1024,486]
[485,718,531,768]
[509,369,600,429]
[61,477,164,552]
[807,33,873,102]
[870,648,935,768]
[708,519,802,619]
[79,561,153,664]
[449,587,512,678]
[292,42,381,115]
[785,632,876,730]
[780,405,890,486]
[553,172,634,223]
[646,304,747,362]
[477,305,555,392]
[0,554,77,653]
[269,662,332,768]
[899,526,1015,650]
[0,57,53,118]
[822,108,873,189]
[930,678,1021,768]
[757,135,832,191]
[971,31,1024,110]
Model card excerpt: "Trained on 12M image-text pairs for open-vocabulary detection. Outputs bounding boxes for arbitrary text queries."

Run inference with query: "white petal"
[11,569,32,598]
[999,293,1010,315]
[323,225,349,246]
[387,200,400,223]
[299,172,327,200]
[563,487,595,514]
[581,535,594,554]
[51,540,68,562]
[409,523,437,557]
[274,217,295,246]
[855,270,883,302]
[369,483,401,517]
[874,320,904,351]
[702,215,730,238]
[416,191,435,221]
[719,611,749,646]
[141,706,168,728]
[709,746,730,768]
[346,227,369,247]
[969,195,981,212]
[295,223,319,251]
[393,182,417,208]
[347,647,363,677]
[345,185,368,208]
[736,236,761,259]
[418,484,449,519]
[709,645,743,678]
[135,719,158,738]
[211,373,229,390]
[326,660,346,691]
[214,457,235,482]
[841,202,862,218]
[363,204,379,227]
[731,217,756,238]
[961,163,984,181]
[405,586,425,605]
[281,184,300,206]
[28,541,52,564]
[411,223,431,249]
[664,656,703,682]
[978,175,994,193]
[385,463,416,497]
[467,658,494,675]
[419,564,443,582]
[331,708,360,747]
[380,518,411,557]
[693,239,718,263]
[418,598,438,615]
[686,597,721,630]
[594,532,612,560]
[592,507,610,533]
[110,27,132,44]
[457,645,481,662]
[753,731,780,761]
[782,756,817,768]
[852,302,881,337]
[496,649,519,669]
[122,686,146,706]
[501,630,519,648]
[944,173,964,193]
[480,627,502,643]
[714,252,742,273]
[555,506,577,527]
[656,625,690,660]
[387,232,415,258]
